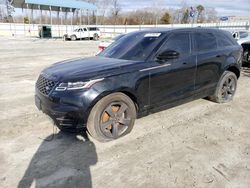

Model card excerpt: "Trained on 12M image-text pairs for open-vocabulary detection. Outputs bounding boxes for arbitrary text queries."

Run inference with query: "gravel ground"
[0,37,250,188]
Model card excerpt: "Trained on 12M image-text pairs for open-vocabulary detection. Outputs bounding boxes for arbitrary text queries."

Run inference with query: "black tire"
[244,49,250,63]
[93,33,99,41]
[208,71,237,103]
[87,92,136,142]
[70,35,77,41]
[63,35,67,41]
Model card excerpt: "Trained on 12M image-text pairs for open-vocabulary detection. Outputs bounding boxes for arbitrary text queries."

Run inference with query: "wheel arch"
[241,42,250,50]
[226,66,240,79]
[87,88,140,117]
[70,34,77,39]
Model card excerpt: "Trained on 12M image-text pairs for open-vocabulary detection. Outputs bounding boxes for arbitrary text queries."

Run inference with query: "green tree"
[23,16,29,24]
[160,12,171,24]
[196,4,205,23]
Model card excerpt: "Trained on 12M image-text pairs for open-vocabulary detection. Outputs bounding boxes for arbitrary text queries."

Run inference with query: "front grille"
[36,75,56,95]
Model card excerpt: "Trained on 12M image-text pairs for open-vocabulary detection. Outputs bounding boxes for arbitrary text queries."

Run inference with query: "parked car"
[35,28,242,142]
[232,30,250,64]
[63,27,101,41]
[98,34,126,51]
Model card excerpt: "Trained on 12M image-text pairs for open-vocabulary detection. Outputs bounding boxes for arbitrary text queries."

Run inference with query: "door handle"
[216,55,222,58]
[182,62,187,65]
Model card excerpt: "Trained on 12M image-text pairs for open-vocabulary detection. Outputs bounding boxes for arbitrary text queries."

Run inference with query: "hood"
[42,56,143,82]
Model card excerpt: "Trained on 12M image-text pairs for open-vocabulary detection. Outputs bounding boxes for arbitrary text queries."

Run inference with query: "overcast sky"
[3,0,250,17]
[119,0,250,16]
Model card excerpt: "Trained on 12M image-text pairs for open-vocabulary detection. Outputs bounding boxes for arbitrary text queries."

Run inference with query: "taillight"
[98,46,105,51]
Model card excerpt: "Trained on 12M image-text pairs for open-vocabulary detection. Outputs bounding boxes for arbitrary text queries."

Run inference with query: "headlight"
[55,78,104,91]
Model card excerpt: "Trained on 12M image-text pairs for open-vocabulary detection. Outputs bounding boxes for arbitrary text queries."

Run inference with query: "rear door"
[89,27,96,37]
[192,32,222,94]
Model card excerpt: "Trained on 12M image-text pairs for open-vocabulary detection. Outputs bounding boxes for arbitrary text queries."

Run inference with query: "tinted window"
[217,32,235,47]
[194,32,217,51]
[159,33,190,56]
[99,32,166,61]
[89,27,97,31]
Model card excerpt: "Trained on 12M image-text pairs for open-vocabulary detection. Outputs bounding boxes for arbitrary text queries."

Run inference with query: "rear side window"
[159,33,191,56]
[216,32,235,47]
[89,27,97,31]
[194,32,217,52]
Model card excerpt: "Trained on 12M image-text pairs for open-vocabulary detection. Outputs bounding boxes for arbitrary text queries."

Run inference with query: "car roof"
[136,27,225,34]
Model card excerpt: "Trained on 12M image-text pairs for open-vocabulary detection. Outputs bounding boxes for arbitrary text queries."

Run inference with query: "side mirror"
[157,50,180,61]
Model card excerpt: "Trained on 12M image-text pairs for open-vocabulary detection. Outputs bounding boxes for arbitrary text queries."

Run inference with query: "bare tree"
[196,5,205,23]
[205,7,218,23]
[97,0,111,25]
[0,0,14,22]
[151,0,165,25]
[0,1,5,21]
[123,9,155,25]
[111,0,121,25]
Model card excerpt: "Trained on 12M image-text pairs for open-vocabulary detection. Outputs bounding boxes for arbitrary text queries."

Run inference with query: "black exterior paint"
[35,28,242,129]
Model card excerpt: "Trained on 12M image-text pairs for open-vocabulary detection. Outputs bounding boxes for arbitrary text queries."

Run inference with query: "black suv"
[35,28,242,142]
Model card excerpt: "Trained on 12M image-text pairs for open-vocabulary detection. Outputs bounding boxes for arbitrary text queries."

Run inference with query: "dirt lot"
[0,37,250,188]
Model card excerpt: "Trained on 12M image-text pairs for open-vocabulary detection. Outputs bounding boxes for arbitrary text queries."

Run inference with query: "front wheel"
[208,71,237,103]
[87,93,136,142]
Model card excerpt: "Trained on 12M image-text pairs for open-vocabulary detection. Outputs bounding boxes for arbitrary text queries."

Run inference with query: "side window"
[84,28,87,31]
[217,32,234,47]
[78,28,83,32]
[159,33,190,56]
[194,32,217,52]
[89,27,96,31]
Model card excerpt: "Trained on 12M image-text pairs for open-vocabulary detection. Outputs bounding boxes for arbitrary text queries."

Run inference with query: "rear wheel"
[208,71,237,103]
[87,93,136,142]
[93,33,99,41]
[70,35,77,41]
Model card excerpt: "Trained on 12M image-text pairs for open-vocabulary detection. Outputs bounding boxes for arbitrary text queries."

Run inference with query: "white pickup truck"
[64,27,101,41]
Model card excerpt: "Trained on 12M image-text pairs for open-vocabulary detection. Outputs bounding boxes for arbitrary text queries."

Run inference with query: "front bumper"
[35,88,88,130]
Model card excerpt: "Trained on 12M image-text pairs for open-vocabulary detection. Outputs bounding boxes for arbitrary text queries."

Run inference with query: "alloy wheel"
[100,102,131,139]
[220,76,236,101]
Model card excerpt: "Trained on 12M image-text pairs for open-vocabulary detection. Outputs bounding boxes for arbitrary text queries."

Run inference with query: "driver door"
[148,32,196,108]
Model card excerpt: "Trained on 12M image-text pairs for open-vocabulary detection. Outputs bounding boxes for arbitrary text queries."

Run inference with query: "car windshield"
[98,32,166,61]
